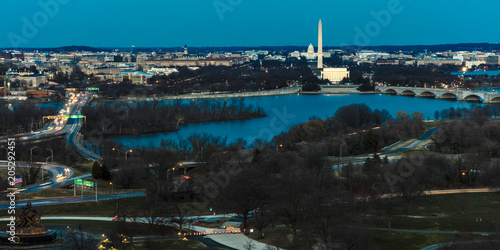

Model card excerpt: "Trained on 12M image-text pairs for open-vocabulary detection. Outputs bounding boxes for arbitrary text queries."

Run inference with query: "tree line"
[43,101,500,249]
[0,103,58,135]
[273,104,423,157]
[81,98,267,136]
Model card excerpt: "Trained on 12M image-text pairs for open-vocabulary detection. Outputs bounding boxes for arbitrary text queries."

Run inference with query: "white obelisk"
[317,19,323,69]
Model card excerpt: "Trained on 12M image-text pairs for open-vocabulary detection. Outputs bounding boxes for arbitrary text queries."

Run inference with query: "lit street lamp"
[30,146,37,163]
[125,150,132,161]
[276,144,283,154]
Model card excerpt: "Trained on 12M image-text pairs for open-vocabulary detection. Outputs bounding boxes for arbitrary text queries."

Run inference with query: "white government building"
[321,68,349,83]
[317,19,349,83]
[289,19,350,84]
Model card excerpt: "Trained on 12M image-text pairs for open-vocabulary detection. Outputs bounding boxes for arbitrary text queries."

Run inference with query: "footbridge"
[377,86,500,103]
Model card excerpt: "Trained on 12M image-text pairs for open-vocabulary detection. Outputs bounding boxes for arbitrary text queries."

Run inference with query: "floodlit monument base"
[0,230,57,245]
[0,201,58,245]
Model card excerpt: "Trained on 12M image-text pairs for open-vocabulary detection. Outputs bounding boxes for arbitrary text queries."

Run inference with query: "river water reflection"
[112,94,486,148]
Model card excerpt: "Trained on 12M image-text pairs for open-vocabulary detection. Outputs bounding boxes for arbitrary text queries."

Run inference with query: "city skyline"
[2,0,500,48]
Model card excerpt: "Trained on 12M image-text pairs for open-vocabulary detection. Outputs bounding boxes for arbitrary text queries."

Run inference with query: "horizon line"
[1,42,500,50]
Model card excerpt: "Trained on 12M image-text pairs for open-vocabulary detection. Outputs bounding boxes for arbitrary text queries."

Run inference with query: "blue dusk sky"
[1,0,499,48]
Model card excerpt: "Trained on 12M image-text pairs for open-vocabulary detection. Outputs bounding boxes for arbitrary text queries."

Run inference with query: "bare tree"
[67,227,99,250]
[243,239,255,250]
[169,202,189,233]
[141,206,160,235]
[18,162,41,186]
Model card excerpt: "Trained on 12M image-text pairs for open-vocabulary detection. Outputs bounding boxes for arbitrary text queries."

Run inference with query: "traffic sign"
[74,178,83,185]
[83,180,94,187]
[74,178,94,187]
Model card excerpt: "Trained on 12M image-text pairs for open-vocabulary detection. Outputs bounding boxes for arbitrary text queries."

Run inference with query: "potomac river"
[112,93,486,148]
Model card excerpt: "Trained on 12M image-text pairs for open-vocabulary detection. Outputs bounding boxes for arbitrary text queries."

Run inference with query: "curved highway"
[379,127,438,155]
[0,160,74,193]
[0,191,146,209]
[0,92,102,161]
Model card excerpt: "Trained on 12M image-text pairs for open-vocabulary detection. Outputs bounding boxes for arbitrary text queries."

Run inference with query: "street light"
[110,182,113,194]
[276,144,283,154]
[125,150,132,161]
[46,148,53,163]
[30,146,37,163]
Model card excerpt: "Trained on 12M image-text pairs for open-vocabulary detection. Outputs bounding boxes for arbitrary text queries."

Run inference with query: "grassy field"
[365,192,500,233]
[0,238,68,249]
[34,197,143,216]
[7,185,500,249]
[26,197,212,218]
[125,240,209,250]
[249,192,500,249]
[41,219,179,236]
[372,230,487,250]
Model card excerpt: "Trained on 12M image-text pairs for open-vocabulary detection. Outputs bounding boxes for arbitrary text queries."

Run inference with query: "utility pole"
[41,165,44,182]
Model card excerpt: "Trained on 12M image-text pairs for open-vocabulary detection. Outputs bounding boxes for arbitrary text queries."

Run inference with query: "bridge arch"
[383,89,397,95]
[463,95,482,102]
[489,97,500,103]
[440,93,457,100]
[418,91,435,98]
[400,90,416,96]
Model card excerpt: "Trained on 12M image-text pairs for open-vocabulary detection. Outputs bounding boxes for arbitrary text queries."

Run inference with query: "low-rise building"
[321,68,350,83]
[11,74,48,88]
[416,59,462,66]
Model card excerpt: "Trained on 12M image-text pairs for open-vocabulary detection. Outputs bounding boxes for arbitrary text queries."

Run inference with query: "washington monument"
[317,19,323,69]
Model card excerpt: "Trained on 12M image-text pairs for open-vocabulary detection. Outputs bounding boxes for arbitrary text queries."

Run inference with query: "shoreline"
[96,88,301,102]
[93,87,367,103]
[88,114,268,138]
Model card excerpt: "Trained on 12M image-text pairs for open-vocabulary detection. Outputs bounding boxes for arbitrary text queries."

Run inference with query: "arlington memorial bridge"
[377,86,500,103]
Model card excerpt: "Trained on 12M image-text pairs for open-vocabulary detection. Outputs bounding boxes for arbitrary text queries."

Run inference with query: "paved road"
[0,93,84,143]
[0,192,146,209]
[331,127,439,169]
[0,160,74,193]
[0,215,275,250]
[0,92,101,161]
[379,127,438,155]
[63,93,102,161]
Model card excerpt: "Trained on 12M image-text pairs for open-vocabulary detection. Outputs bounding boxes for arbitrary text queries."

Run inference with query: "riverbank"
[0,99,62,105]
[82,98,268,137]
[93,86,371,103]
[94,88,302,103]
[303,86,374,95]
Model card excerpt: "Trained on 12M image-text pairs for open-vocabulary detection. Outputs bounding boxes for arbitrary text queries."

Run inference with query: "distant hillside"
[0,45,111,53]
[335,43,500,54]
[49,46,111,52]
[110,43,500,54]
[2,43,499,54]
